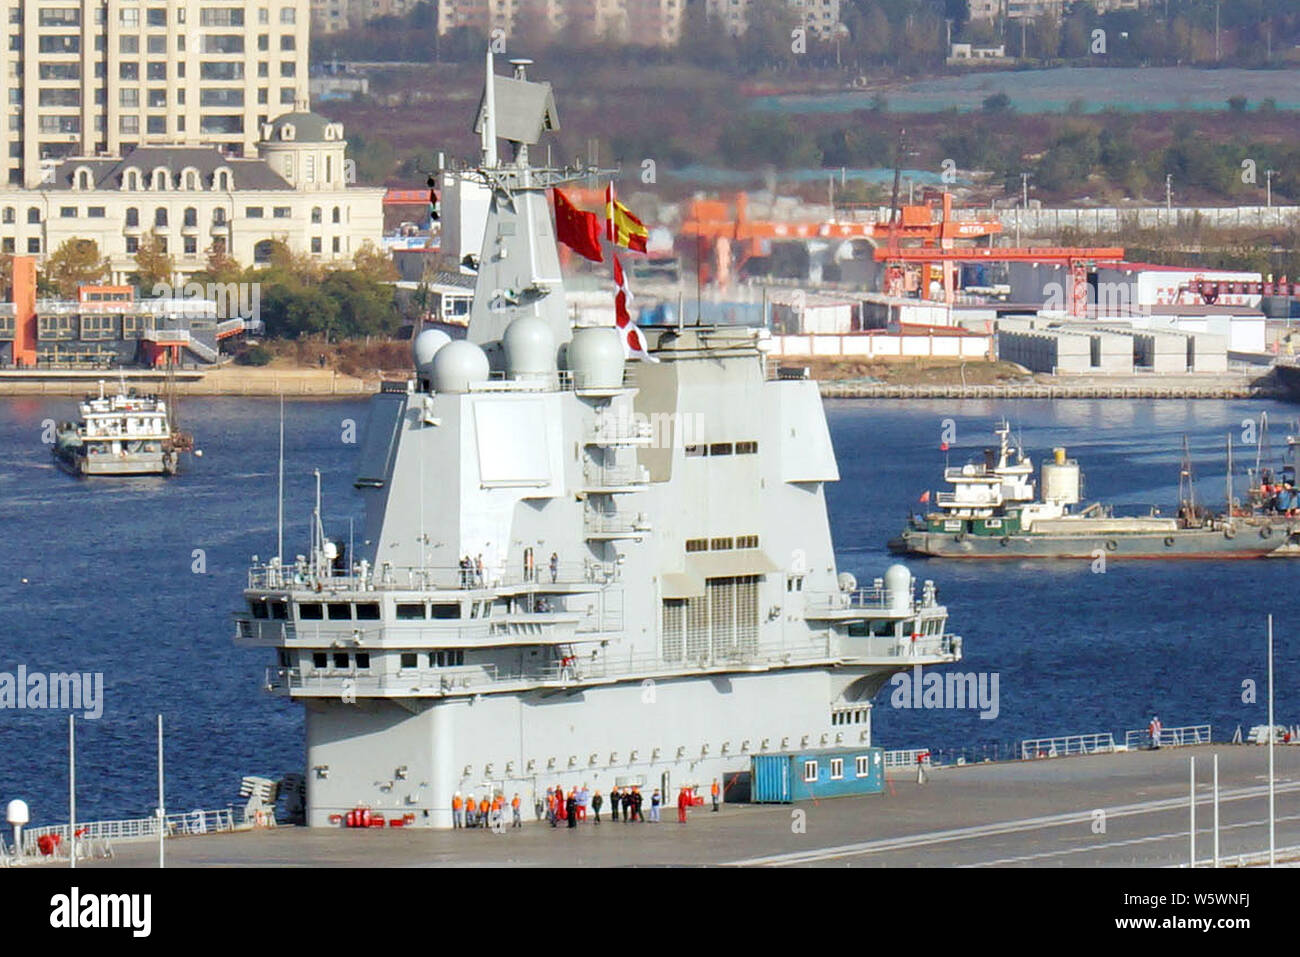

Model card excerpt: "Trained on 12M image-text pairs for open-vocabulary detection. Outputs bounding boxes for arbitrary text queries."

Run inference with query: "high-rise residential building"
[0,1,311,189]
[310,0,422,35]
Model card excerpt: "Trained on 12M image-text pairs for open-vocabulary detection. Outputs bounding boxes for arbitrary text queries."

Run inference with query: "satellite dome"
[884,564,913,613]
[837,571,857,593]
[503,315,556,380]
[430,339,490,394]
[412,328,452,369]
[567,326,625,390]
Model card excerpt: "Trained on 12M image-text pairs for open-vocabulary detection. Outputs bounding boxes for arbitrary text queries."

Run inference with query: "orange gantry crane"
[679,191,1002,286]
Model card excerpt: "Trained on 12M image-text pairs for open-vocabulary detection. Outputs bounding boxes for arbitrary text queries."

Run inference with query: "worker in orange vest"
[451,792,464,829]
[676,786,689,824]
[479,796,490,828]
[491,794,503,829]
[511,793,522,828]
[711,778,720,812]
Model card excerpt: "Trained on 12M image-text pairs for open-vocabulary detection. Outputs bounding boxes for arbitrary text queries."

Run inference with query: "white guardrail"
[1020,732,1117,760]
[11,808,240,861]
[1124,724,1213,750]
[883,748,932,770]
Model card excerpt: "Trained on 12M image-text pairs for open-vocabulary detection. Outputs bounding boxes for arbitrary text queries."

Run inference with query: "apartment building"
[310,0,422,34]
[0,0,311,188]
[0,109,385,279]
[704,0,842,40]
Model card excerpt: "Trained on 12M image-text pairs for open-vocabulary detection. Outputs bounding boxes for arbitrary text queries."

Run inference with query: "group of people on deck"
[451,791,523,829]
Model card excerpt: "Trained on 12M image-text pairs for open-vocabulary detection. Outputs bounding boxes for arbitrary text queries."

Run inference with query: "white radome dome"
[430,339,490,394]
[412,328,452,369]
[503,315,556,379]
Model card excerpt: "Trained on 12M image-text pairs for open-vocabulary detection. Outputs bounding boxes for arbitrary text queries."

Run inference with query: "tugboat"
[888,422,1292,559]
[53,380,193,476]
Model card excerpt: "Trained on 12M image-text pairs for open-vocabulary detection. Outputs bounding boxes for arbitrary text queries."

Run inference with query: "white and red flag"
[613,255,657,362]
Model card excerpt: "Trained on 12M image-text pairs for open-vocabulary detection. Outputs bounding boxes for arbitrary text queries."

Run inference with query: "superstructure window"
[297,603,323,620]
[400,653,418,669]
[855,756,870,778]
[396,603,425,621]
[736,441,758,454]
[685,538,707,553]
[326,602,351,620]
[355,654,369,668]
[356,602,381,620]
[684,445,704,457]
[429,650,465,667]
[269,601,287,620]
[430,603,461,620]
[332,652,349,668]
[736,535,759,549]
[710,537,733,551]
[249,600,268,619]
[312,652,327,668]
[709,443,733,456]
[803,760,818,783]
[830,758,844,780]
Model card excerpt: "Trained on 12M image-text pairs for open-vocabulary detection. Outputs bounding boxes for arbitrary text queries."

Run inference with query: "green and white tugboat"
[888,422,1293,559]
[53,380,192,477]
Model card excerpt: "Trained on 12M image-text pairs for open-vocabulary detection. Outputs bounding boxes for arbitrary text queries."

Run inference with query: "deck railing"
[1124,724,1213,750]
[1020,732,1117,760]
[248,559,613,592]
[17,807,239,856]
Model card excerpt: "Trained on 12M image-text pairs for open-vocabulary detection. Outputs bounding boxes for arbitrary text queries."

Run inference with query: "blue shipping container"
[750,747,885,803]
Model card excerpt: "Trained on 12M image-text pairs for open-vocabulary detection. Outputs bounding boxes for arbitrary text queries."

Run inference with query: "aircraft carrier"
[233,52,962,829]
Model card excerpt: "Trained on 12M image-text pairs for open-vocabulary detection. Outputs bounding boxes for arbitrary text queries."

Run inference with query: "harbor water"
[1,396,1297,825]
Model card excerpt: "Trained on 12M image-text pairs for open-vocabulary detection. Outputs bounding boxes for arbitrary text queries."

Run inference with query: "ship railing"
[1124,724,1213,750]
[1020,732,1116,760]
[18,808,239,855]
[883,748,933,771]
[583,510,652,536]
[582,463,650,488]
[804,588,930,614]
[266,637,856,696]
[935,490,1000,506]
[247,560,614,592]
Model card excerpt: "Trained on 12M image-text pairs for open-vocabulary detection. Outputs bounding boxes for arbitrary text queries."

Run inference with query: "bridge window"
[400,653,418,670]
[249,600,268,619]
[312,653,327,668]
[430,603,460,620]
[269,601,287,620]
[355,654,370,669]
[429,650,465,667]
[355,602,381,620]
[326,602,351,620]
[396,602,426,620]
[332,652,348,668]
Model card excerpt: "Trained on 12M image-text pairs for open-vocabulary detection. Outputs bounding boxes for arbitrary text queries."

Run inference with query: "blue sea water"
[1,395,1297,826]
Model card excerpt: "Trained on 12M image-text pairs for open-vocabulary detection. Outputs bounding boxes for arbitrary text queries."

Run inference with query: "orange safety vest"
[711,782,719,797]
[511,796,520,809]
[452,795,463,811]
[480,800,489,814]
[492,798,502,812]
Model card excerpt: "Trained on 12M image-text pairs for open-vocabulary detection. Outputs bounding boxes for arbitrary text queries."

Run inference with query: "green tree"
[42,238,109,298]
[351,240,399,283]
[132,233,175,293]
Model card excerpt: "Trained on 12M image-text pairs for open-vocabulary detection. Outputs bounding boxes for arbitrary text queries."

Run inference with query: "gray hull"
[889,525,1288,559]
[54,446,177,477]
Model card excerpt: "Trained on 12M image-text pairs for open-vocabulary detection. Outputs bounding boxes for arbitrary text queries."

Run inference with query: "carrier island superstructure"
[235,53,963,828]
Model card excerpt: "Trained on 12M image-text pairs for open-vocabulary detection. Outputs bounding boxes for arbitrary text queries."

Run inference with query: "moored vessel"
[889,422,1294,559]
[53,380,192,477]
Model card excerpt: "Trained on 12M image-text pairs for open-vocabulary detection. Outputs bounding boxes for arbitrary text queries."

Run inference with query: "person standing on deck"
[511,793,522,828]
[1149,715,1163,750]
[649,789,661,823]
[609,786,620,823]
[566,790,578,829]
[592,790,604,824]
[452,792,464,828]
[676,787,689,823]
[549,551,559,583]
[711,778,720,812]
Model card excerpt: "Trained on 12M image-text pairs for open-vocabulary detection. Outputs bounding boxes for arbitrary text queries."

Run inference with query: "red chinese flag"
[553,189,603,263]
[918,490,931,504]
